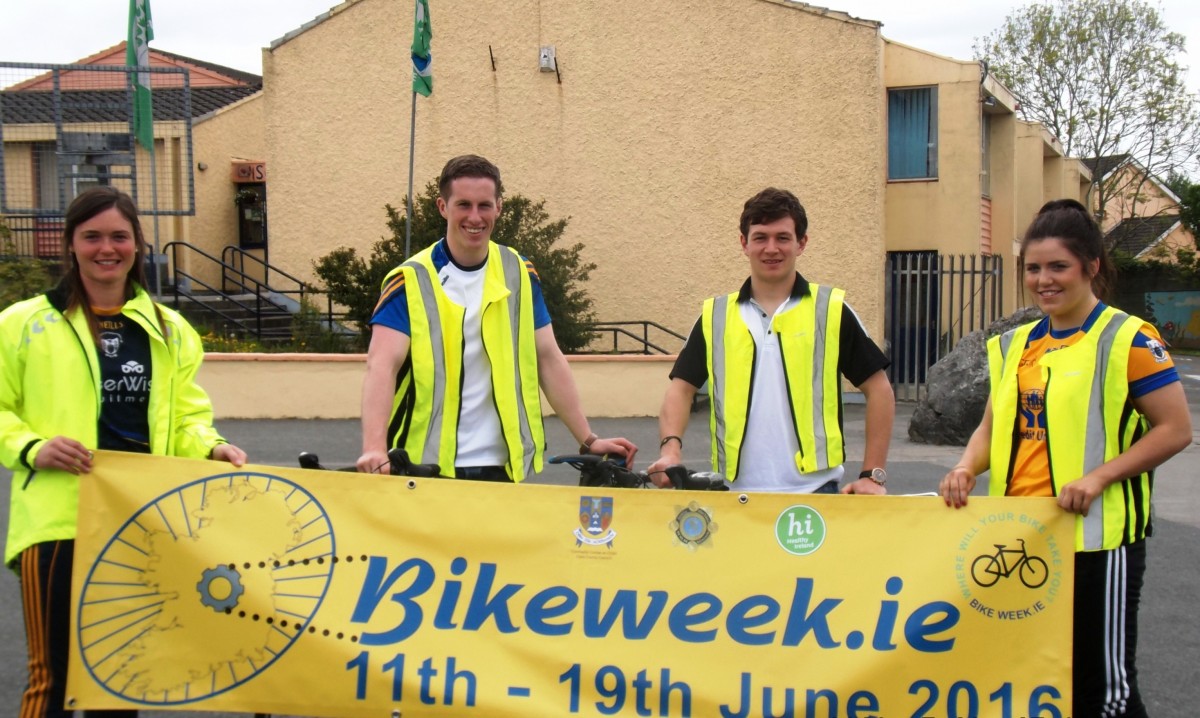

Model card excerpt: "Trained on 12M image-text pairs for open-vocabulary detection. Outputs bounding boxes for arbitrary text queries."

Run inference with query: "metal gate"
[885,252,1004,401]
[0,61,194,259]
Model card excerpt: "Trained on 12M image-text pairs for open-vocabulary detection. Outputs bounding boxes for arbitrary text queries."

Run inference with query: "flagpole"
[406,90,416,260]
[407,0,432,259]
[128,0,160,297]
[149,141,162,297]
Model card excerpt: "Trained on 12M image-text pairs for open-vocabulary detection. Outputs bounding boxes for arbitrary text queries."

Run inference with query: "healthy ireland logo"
[775,505,827,556]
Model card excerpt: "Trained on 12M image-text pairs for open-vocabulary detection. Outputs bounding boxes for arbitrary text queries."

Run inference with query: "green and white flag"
[127,0,154,150]
[411,0,432,97]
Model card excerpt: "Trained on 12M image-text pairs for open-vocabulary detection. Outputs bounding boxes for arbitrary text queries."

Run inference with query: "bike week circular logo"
[954,510,1066,623]
[775,505,827,556]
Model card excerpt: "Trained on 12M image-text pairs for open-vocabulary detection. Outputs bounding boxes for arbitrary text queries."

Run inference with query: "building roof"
[1105,214,1181,257]
[151,47,262,87]
[0,85,262,124]
[1081,154,1131,180]
[6,43,261,92]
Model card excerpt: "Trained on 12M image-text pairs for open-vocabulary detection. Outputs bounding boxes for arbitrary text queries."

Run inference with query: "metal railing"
[885,252,1004,401]
[222,246,303,298]
[164,241,290,340]
[582,321,688,355]
[165,241,355,348]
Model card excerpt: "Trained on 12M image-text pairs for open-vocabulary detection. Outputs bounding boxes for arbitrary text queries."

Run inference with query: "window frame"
[887,85,939,182]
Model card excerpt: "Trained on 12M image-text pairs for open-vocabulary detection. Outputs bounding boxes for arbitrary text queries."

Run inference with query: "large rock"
[908,306,1044,445]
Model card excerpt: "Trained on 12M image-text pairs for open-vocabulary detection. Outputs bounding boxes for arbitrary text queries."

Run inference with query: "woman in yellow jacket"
[0,187,246,717]
[939,199,1192,717]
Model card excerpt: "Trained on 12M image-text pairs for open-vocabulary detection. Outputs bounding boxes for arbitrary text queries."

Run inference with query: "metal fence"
[885,252,1004,401]
[0,61,194,259]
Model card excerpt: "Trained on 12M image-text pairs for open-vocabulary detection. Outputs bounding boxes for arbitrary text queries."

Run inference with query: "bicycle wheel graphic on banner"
[77,471,335,706]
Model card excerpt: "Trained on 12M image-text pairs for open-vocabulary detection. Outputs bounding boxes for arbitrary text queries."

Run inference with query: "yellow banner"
[70,452,1074,717]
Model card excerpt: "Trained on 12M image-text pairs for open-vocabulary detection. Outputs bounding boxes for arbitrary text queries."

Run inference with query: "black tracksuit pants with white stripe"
[1075,541,1148,718]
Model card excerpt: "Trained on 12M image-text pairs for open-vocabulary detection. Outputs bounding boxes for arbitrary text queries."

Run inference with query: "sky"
[2,0,1199,91]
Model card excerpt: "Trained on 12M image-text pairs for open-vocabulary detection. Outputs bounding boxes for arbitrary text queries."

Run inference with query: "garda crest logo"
[575,496,615,548]
[671,501,717,550]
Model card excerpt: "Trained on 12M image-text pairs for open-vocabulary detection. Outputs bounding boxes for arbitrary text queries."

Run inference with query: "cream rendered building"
[883,40,1090,315]
[257,0,1090,362]
[263,0,887,344]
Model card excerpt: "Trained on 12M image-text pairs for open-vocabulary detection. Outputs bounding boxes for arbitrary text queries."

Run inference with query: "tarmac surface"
[1,353,1197,717]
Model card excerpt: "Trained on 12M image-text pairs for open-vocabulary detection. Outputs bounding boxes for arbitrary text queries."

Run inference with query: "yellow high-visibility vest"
[381,242,544,482]
[988,306,1154,551]
[701,283,845,480]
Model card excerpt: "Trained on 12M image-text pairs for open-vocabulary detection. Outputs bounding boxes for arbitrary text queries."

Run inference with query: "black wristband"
[660,435,683,449]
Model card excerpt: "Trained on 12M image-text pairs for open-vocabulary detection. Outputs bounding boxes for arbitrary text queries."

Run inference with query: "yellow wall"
[263,0,887,339]
[883,43,985,256]
[190,92,267,290]
[1,141,35,208]
[199,353,674,419]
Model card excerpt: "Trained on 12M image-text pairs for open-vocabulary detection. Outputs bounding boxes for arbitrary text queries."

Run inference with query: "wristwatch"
[858,468,887,486]
[579,432,600,454]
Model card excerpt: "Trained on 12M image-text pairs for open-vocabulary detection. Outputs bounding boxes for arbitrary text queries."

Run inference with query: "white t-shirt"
[437,259,506,466]
[732,297,844,493]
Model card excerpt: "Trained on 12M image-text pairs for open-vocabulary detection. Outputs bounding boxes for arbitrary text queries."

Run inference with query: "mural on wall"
[1145,291,1200,350]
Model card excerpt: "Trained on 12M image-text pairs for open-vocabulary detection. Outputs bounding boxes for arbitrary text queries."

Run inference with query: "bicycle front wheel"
[1019,556,1049,588]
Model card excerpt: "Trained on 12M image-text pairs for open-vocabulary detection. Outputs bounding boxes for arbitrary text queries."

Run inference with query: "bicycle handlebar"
[548,454,728,491]
[298,448,444,478]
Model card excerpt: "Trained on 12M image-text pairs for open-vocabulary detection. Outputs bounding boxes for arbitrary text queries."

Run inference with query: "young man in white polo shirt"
[648,187,893,493]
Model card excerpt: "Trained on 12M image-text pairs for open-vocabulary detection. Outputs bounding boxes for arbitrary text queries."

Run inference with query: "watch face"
[870,468,887,485]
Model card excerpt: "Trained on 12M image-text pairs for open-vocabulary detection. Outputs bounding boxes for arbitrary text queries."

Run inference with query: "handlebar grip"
[387,447,443,478]
[298,452,325,471]
[663,465,729,491]
[677,474,730,491]
[549,453,603,466]
[405,463,444,478]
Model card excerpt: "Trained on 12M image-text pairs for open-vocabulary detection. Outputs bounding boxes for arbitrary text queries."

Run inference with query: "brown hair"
[437,154,504,200]
[1020,198,1115,300]
[739,188,808,238]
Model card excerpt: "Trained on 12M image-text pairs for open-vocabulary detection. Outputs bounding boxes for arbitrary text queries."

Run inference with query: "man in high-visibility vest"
[647,188,894,493]
[357,155,636,481]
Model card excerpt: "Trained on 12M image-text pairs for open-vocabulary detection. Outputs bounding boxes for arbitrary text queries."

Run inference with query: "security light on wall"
[539,46,557,72]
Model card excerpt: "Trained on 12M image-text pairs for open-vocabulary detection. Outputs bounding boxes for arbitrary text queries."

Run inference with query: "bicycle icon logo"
[971,538,1049,588]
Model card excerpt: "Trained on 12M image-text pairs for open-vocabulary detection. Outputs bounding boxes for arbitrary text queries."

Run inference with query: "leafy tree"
[0,217,54,309]
[1165,171,1200,250]
[314,180,597,352]
[975,0,1200,232]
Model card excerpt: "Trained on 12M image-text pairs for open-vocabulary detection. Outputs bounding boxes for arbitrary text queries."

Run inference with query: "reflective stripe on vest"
[808,284,834,469]
[499,249,537,479]
[709,294,730,474]
[402,259,447,463]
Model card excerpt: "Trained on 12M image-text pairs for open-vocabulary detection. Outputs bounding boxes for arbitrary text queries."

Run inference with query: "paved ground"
[1,353,1197,716]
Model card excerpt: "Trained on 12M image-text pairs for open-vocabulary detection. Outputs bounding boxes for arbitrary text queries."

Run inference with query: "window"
[888,87,938,180]
[33,141,103,211]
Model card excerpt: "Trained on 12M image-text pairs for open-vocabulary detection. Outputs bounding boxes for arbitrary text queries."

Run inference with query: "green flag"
[126,0,155,150]
[411,0,432,97]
